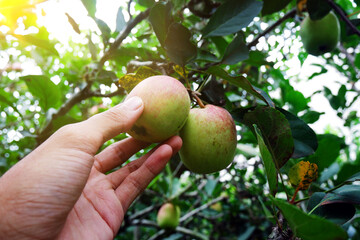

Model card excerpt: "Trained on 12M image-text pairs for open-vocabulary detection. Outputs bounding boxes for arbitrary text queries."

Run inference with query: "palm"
[59,170,124,239]
[57,136,182,240]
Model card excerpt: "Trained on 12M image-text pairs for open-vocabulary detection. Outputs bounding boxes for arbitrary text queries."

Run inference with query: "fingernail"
[124,96,143,110]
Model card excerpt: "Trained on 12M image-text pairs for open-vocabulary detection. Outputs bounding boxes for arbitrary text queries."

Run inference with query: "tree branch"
[98,9,151,68]
[129,204,161,222]
[326,0,360,37]
[247,9,297,49]
[35,9,151,144]
[36,84,125,144]
[179,195,225,222]
[90,88,125,98]
[36,83,93,144]
[131,220,209,240]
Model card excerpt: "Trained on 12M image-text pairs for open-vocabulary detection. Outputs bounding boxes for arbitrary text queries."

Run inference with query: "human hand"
[0,97,182,240]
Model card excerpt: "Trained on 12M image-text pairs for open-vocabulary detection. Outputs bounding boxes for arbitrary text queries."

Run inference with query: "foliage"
[1,0,360,239]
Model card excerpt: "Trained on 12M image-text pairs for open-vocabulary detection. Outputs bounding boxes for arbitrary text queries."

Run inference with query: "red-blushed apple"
[126,75,190,143]
[157,203,181,229]
[179,105,237,174]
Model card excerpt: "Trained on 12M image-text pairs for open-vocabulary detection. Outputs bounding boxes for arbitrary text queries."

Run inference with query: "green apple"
[179,105,237,174]
[126,75,190,143]
[299,11,340,56]
[157,203,181,229]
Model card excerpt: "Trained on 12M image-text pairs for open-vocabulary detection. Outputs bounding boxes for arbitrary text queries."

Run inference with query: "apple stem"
[289,186,300,204]
[193,94,205,108]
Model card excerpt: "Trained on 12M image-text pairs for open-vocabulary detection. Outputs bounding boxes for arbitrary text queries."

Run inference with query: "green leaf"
[254,125,278,195]
[136,0,155,8]
[87,34,97,61]
[221,33,249,65]
[95,70,118,86]
[201,77,226,106]
[261,0,291,16]
[244,50,271,67]
[118,66,160,92]
[308,65,328,80]
[13,34,59,56]
[286,91,308,113]
[202,0,263,37]
[115,7,126,33]
[0,89,16,108]
[271,197,348,240]
[196,49,219,62]
[346,172,360,183]
[148,2,174,46]
[205,66,274,107]
[335,163,360,185]
[300,110,324,124]
[65,13,81,34]
[94,18,111,43]
[277,108,318,159]
[355,53,360,69]
[210,36,228,57]
[81,0,97,18]
[307,0,332,20]
[164,23,197,66]
[280,80,308,113]
[307,134,344,172]
[243,107,294,169]
[307,192,356,225]
[21,75,61,111]
[323,185,360,205]
[258,197,275,221]
[205,178,218,196]
[318,162,340,183]
[238,226,256,240]
[323,86,347,110]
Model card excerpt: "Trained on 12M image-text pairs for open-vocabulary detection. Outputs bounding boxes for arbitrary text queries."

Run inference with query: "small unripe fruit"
[157,203,181,229]
[126,75,190,143]
[210,202,222,212]
[179,105,237,174]
[299,12,340,56]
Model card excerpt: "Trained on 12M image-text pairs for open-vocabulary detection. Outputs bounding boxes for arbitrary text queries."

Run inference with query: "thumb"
[81,96,144,145]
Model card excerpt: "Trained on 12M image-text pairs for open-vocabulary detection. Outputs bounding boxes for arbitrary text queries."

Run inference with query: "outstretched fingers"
[112,136,182,212]
[93,137,150,173]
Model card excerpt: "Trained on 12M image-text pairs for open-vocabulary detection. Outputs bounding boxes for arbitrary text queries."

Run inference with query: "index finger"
[93,137,150,173]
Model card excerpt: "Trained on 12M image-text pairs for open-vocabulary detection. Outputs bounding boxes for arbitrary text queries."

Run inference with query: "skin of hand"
[0,96,183,240]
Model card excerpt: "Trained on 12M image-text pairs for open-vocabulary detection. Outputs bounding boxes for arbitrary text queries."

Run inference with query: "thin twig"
[36,85,125,144]
[129,204,160,222]
[90,88,125,98]
[128,0,133,19]
[347,9,360,18]
[179,195,225,222]
[131,219,208,240]
[326,0,360,37]
[35,9,150,144]
[36,83,93,144]
[98,9,151,68]
[247,9,297,48]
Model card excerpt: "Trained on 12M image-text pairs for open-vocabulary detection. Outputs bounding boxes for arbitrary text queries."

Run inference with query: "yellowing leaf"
[288,161,318,190]
[297,0,307,13]
[118,66,160,93]
[173,65,188,79]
